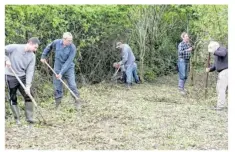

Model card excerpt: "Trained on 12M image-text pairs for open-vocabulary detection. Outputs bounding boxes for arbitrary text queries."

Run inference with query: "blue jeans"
[125,63,140,84]
[132,63,140,83]
[177,58,189,89]
[53,67,79,99]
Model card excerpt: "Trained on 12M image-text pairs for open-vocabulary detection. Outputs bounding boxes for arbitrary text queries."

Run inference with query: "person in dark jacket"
[206,41,228,110]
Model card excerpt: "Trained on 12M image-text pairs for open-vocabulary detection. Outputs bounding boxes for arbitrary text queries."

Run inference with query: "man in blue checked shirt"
[40,32,80,109]
[177,32,193,95]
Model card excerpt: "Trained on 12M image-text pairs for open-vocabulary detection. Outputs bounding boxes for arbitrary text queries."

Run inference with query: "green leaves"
[5,5,227,84]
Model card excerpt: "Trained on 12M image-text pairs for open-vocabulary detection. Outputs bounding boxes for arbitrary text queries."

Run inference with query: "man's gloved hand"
[5,60,11,67]
[56,74,62,80]
[25,84,31,96]
[40,58,46,63]
[206,68,210,73]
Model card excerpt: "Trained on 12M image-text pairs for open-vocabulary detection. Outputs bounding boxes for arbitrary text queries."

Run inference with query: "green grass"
[5,72,227,150]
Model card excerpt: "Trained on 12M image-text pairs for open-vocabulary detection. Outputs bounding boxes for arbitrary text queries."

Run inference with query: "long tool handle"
[113,66,120,77]
[9,66,47,123]
[44,61,79,100]
[205,53,211,99]
[9,66,38,107]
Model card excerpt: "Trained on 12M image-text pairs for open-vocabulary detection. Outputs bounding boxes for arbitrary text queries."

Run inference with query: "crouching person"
[113,62,126,83]
[206,41,228,110]
[5,37,40,124]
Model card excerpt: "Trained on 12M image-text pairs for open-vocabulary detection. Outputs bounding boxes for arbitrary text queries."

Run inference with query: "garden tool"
[43,61,81,109]
[9,66,47,125]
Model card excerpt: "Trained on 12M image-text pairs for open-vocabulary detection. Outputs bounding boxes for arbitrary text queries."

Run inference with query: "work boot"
[178,79,184,89]
[55,98,62,109]
[25,102,35,124]
[178,88,186,95]
[10,105,21,125]
[74,98,82,111]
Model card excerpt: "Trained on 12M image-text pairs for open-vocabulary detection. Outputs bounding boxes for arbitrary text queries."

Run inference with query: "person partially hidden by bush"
[113,62,140,84]
[113,62,126,83]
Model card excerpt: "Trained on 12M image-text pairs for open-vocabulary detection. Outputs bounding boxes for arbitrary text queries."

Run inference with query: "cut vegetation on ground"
[5,73,228,150]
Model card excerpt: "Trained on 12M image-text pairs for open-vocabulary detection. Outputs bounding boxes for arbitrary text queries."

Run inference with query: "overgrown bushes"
[5,5,227,98]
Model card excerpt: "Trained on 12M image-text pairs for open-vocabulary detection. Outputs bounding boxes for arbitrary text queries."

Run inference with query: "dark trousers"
[6,75,32,105]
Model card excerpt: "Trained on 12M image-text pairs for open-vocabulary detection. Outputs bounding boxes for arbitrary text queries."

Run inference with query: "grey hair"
[208,41,220,52]
[63,32,73,39]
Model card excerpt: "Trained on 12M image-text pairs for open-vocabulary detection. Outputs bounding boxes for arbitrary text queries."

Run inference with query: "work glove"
[56,74,62,80]
[25,84,31,96]
[40,58,46,63]
[206,68,210,73]
[5,60,11,67]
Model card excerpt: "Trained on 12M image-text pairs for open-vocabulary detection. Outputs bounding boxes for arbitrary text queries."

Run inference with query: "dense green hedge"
[5,5,227,84]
